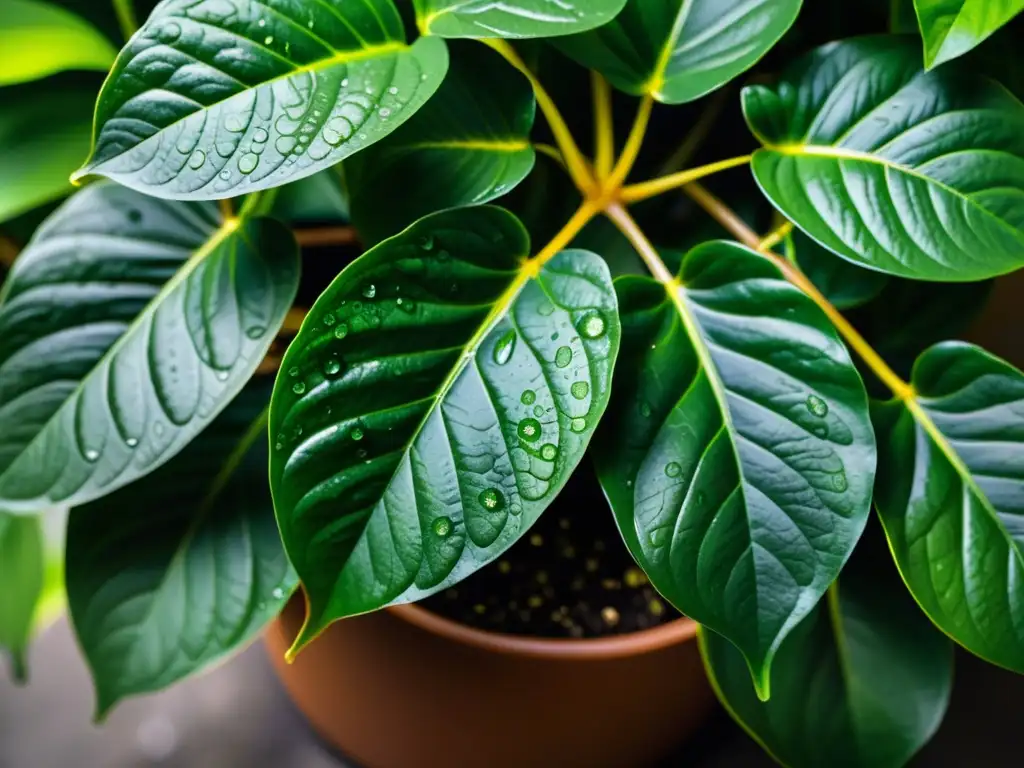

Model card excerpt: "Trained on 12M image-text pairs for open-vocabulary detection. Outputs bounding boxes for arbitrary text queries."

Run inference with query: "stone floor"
[2,618,1023,767]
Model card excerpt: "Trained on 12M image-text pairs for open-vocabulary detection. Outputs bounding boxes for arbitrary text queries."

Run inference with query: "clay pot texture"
[266,595,715,768]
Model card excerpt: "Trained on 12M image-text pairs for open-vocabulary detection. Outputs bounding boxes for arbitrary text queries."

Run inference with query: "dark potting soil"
[420,466,682,639]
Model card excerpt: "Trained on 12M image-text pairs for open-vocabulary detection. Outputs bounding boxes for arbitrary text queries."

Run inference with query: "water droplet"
[307,19,314,28]
[665,462,682,478]
[350,426,364,441]
[341,78,350,87]
[570,381,589,400]
[378,107,391,118]
[215,370,229,381]
[324,358,341,376]
[388,86,399,95]
[258,18,267,27]
[289,366,300,377]
[276,136,297,155]
[334,324,349,340]
[245,325,265,339]
[125,437,139,448]
[419,235,435,251]
[493,329,516,365]
[537,301,555,317]
[272,587,285,600]
[253,128,269,143]
[368,316,381,329]
[517,418,541,442]
[533,405,544,418]
[806,395,828,418]
[521,390,536,405]
[238,153,259,174]
[362,284,376,299]
[554,346,572,368]
[432,517,453,537]
[225,114,245,133]
[219,170,231,181]
[649,528,670,547]
[578,311,607,339]
[832,472,848,493]
[188,149,206,169]
[639,401,653,418]
[695,490,706,506]
[540,444,558,461]
[154,422,166,438]
[264,35,274,45]
[292,381,306,395]
[479,488,505,511]
[84,449,100,462]
[570,417,587,433]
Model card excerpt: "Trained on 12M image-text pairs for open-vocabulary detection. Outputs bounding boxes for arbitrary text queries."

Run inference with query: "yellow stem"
[218,198,234,221]
[525,202,601,274]
[534,143,567,170]
[758,221,794,251]
[605,203,675,285]
[484,39,596,194]
[592,72,615,180]
[658,88,731,175]
[684,183,915,402]
[606,94,654,191]
[621,155,752,203]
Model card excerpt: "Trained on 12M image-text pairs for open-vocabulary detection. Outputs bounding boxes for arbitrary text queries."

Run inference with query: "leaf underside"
[414,0,628,38]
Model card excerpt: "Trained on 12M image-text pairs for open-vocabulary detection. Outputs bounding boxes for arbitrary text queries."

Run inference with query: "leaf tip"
[752,664,772,702]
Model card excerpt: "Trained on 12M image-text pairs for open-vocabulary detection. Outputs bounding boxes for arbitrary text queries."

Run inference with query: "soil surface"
[421,467,681,638]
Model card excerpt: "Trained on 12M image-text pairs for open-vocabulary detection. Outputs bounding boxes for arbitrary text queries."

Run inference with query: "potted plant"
[4,0,1024,765]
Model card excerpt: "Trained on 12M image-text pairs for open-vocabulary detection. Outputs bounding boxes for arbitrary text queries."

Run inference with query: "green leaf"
[593,241,875,698]
[272,168,349,225]
[554,0,802,104]
[270,206,620,654]
[0,84,95,224]
[67,382,296,718]
[348,42,536,243]
[0,511,44,682]
[0,183,299,513]
[701,536,952,767]
[72,0,449,200]
[915,0,1024,68]
[0,0,116,86]
[744,36,1024,282]
[874,341,1024,674]
[789,229,889,310]
[414,0,627,38]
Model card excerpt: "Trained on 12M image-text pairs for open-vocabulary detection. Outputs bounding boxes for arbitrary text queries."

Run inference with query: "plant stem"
[683,183,915,401]
[484,39,596,194]
[527,202,601,271]
[295,227,358,248]
[238,187,280,219]
[605,203,675,285]
[620,156,752,203]
[658,88,730,175]
[111,0,138,40]
[533,143,567,170]
[592,72,615,180]
[218,198,234,221]
[758,221,793,251]
[606,94,654,190]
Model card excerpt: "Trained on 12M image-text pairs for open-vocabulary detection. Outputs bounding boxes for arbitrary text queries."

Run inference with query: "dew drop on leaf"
[577,311,607,339]
[554,346,572,368]
[806,394,828,417]
[125,437,139,448]
[215,370,229,381]
[649,528,670,547]
[419,235,434,251]
[238,153,259,174]
[245,325,265,339]
[324,358,341,376]
[521,389,536,405]
[517,418,541,442]
[665,462,682,478]
[225,114,245,133]
[540,444,558,461]
[493,329,516,365]
[479,488,505,511]
[832,471,848,493]
[362,284,376,299]
[570,381,589,400]
[350,426,364,441]
[323,313,335,326]
[639,401,652,418]
[272,587,285,600]
[188,150,206,169]
[570,417,586,433]
[84,449,99,462]
[289,366,300,377]
[432,517,453,538]
[533,405,545,418]
[292,381,306,395]
[334,324,349,339]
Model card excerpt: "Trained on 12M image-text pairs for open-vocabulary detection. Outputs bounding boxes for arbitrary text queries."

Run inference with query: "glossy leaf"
[874,342,1024,674]
[701,538,952,767]
[270,206,620,654]
[915,0,1024,68]
[0,183,299,512]
[789,229,889,311]
[593,241,875,697]
[348,42,536,242]
[0,511,44,682]
[554,0,802,104]
[744,36,1024,281]
[0,85,95,224]
[414,0,627,38]
[67,382,296,718]
[0,0,116,86]
[72,0,449,200]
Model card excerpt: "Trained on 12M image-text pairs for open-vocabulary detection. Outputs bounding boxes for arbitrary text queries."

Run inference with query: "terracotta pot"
[266,595,715,768]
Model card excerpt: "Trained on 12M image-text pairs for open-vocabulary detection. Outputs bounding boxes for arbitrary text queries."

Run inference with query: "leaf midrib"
[762,143,1024,247]
[644,0,695,97]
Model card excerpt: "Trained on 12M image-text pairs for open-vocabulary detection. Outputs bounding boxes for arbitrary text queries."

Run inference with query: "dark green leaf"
[915,0,1024,68]
[270,206,620,654]
[744,36,1024,281]
[271,168,349,225]
[701,534,952,767]
[594,241,875,698]
[67,382,295,718]
[73,0,448,200]
[348,42,536,243]
[414,0,627,38]
[0,511,44,682]
[874,341,1024,674]
[0,0,116,86]
[0,85,95,224]
[554,0,802,104]
[0,183,299,512]
[790,229,889,310]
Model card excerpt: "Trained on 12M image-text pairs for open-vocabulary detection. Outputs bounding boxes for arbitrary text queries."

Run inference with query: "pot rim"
[387,602,698,661]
